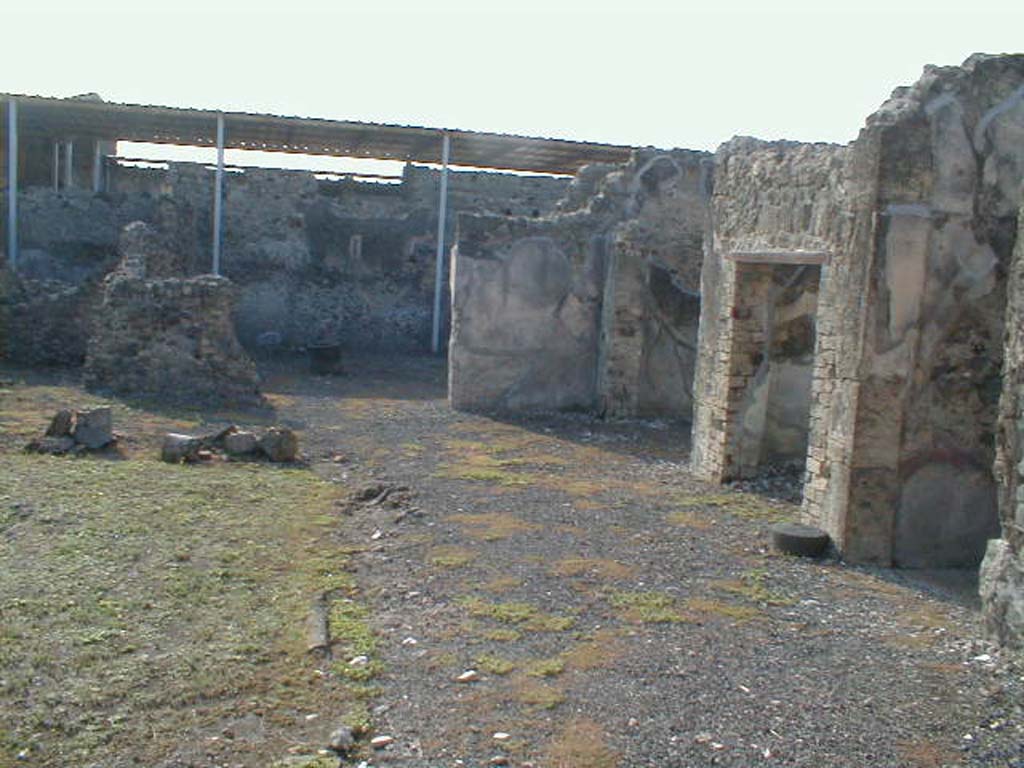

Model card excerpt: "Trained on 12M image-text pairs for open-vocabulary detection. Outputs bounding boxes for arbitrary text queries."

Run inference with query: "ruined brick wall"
[450,150,710,415]
[982,198,1024,648]
[803,55,1024,566]
[597,150,709,420]
[690,139,846,483]
[5,159,570,359]
[84,223,262,407]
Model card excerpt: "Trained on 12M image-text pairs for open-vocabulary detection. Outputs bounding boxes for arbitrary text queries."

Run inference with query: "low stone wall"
[84,223,262,407]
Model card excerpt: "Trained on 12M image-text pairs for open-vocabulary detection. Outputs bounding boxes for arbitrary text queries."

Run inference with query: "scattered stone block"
[224,430,259,456]
[259,427,299,462]
[71,407,113,449]
[161,433,202,464]
[35,436,76,455]
[45,409,75,437]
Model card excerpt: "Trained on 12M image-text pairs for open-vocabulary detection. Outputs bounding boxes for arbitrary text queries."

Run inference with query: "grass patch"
[508,676,566,711]
[713,570,795,606]
[666,509,714,530]
[685,597,763,622]
[563,629,625,671]
[458,597,575,632]
[545,719,619,768]
[427,545,478,569]
[525,656,565,677]
[551,557,635,581]
[475,654,516,676]
[675,493,790,523]
[481,628,522,642]
[0,452,371,766]
[448,512,539,541]
[609,590,684,623]
[482,575,521,593]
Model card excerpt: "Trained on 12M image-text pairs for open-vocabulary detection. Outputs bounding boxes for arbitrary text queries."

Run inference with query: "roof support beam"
[63,141,73,189]
[6,99,17,268]
[92,141,103,193]
[212,113,225,276]
[431,131,451,355]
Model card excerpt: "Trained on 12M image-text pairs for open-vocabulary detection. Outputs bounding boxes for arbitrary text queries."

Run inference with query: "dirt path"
[2,355,1021,768]
[265,354,1023,768]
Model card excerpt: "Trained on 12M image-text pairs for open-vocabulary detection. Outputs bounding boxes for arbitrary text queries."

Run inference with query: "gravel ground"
[261,353,1024,768]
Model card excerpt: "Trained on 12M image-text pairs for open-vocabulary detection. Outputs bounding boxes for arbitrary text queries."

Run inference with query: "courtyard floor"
[1,354,1022,767]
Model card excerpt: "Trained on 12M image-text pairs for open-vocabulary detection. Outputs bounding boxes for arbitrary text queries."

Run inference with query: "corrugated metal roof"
[1,93,635,175]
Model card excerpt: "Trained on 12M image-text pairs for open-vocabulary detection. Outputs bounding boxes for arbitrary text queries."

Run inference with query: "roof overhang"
[1,94,635,176]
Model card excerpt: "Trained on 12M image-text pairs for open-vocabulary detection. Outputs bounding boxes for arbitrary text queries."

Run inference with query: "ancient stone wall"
[981,198,1024,648]
[690,139,845,482]
[84,222,262,407]
[4,159,570,358]
[804,55,1023,567]
[451,150,710,416]
[448,212,607,412]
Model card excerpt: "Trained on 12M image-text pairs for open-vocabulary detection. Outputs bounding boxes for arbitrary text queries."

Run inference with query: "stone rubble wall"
[451,149,710,415]
[3,159,570,361]
[84,222,262,407]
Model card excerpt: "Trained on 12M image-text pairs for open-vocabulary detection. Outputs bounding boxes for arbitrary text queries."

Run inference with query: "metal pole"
[6,99,17,268]
[212,113,225,275]
[52,141,60,191]
[6,99,17,267]
[431,131,451,355]
[92,141,103,193]
[63,141,73,189]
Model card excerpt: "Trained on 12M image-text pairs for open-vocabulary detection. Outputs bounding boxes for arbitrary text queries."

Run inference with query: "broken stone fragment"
[161,433,202,464]
[327,725,355,753]
[32,435,76,455]
[223,430,259,456]
[45,409,75,437]
[71,407,114,449]
[259,427,299,462]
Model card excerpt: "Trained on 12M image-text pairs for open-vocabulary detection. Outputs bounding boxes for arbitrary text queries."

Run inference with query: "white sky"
[3,0,1023,171]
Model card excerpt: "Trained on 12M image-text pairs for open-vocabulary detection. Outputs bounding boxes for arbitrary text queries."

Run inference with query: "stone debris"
[26,407,116,454]
[161,433,202,463]
[259,427,299,463]
[160,425,300,464]
[327,725,355,753]
[455,669,480,683]
[369,735,394,749]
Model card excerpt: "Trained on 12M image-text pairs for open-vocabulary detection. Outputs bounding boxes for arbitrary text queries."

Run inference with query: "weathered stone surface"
[161,433,201,464]
[980,539,1024,648]
[45,409,75,437]
[223,430,259,456]
[259,427,298,462]
[84,222,264,408]
[451,149,710,416]
[983,192,1024,647]
[32,435,76,454]
[71,407,113,449]
[692,54,1024,573]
